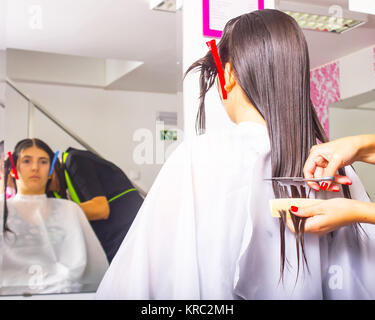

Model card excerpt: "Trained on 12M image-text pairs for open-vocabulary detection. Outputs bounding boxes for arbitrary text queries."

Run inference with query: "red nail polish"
[333,189,340,192]
[321,182,328,190]
[346,181,352,185]
[291,206,298,213]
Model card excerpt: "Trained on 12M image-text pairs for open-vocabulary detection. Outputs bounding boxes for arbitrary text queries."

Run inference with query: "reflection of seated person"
[52,147,143,263]
[0,138,108,295]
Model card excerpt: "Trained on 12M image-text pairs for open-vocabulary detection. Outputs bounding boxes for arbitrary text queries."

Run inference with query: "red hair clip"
[206,39,227,100]
[8,152,19,180]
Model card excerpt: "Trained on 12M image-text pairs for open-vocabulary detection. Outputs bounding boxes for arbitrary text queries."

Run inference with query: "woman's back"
[189,121,270,298]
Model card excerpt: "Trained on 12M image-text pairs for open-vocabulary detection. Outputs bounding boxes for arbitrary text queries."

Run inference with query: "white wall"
[0,50,5,79]
[182,1,240,140]
[5,81,183,192]
[330,105,375,200]
[0,105,4,142]
[183,0,208,140]
[0,50,5,142]
[7,49,106,87]
[0,0,5,51]
[340,45,375,100]
[4,82,29,151]
[330,44,375,200]
[0,50,5,105]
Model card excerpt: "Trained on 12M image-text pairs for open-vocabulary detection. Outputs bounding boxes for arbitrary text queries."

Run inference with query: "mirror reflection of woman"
[0,138,108,295]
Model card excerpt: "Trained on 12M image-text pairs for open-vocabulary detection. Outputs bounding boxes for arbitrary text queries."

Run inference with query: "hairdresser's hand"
[305,135,375,192]
[287,198,362,236]
[304,136,363,192]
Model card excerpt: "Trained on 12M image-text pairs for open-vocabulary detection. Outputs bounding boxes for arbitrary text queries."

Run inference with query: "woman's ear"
[224,62,236,93]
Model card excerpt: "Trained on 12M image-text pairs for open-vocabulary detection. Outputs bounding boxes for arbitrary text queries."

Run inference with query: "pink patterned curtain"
[310,62,341,139]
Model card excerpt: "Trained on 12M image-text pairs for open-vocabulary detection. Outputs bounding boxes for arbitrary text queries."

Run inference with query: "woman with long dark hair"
[1,138,108,295]
[96,9,375,299]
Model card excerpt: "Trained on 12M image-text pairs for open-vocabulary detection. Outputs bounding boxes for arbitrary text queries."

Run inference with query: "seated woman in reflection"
[96,9,375,300]
[0,138,108,295]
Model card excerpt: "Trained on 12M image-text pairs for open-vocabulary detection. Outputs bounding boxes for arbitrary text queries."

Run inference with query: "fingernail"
[332,186,340,192]
[320,182,328,190]
[290,206,299,213]
[346,181,352,185]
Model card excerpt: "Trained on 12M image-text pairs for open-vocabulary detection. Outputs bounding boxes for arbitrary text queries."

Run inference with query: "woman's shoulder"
[164,121,269,159]
[187,122,270,162]
[158,122,270,182]
[48,197,83,213]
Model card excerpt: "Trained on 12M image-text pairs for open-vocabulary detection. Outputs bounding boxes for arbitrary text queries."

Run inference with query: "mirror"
[1,0,374,298]
[1,0,183,296]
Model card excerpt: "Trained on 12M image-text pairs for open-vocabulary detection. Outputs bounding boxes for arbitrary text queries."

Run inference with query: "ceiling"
[1,0,375,93]
[3,0,183,93]
[296,0,375,69]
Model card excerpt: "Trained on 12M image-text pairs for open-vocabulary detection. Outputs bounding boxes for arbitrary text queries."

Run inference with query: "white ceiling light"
[150,0,182,12]
[277,1,368,34]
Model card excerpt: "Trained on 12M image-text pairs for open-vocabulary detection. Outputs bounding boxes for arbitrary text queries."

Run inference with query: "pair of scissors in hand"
[264,176,335,183]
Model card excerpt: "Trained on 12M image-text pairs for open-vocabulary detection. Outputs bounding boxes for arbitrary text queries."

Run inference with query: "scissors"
[264,176,335,183]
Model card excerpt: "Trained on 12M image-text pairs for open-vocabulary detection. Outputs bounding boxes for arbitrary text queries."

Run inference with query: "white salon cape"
[96,121,375,300]
[0,194,109,295]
